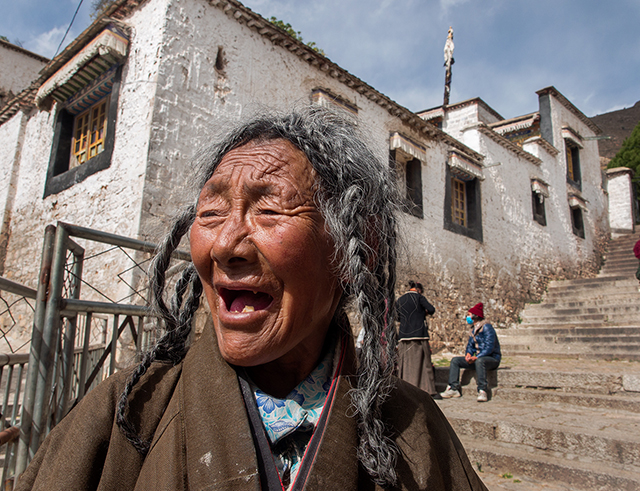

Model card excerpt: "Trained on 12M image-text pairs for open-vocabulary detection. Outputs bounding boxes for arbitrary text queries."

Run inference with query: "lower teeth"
[242,306,255,313]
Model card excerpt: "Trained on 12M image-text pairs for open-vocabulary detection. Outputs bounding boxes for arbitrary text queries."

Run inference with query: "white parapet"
[607,167,635,234]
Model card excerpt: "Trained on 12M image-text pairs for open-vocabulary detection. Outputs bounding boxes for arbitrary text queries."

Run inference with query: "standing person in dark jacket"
[397,281,440,398]
[441,302,501,402]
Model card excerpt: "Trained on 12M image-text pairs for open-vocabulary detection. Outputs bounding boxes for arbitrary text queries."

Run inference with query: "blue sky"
[2,0,638,118]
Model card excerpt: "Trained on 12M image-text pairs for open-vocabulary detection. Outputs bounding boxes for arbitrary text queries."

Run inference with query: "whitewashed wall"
[0,44,47,96]
[607,168,635,233]
[0,110,28,275]
[139,0,416,237]
[1,0,171,305]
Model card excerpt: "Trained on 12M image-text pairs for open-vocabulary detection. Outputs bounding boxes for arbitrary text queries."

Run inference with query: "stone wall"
[607,167,635,233]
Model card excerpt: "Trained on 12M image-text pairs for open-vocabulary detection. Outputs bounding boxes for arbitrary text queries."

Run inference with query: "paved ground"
[478,469,574,490]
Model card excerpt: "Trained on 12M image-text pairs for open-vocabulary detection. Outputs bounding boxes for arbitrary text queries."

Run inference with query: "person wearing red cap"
[440,302,501,402]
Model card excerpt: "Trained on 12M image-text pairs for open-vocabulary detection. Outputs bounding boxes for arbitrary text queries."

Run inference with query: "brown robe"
[16,324,487,491]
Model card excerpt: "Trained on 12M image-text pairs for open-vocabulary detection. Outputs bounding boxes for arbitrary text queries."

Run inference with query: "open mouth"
[220,288,274,313]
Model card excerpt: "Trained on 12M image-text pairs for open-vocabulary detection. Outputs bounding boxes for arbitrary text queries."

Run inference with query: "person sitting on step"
[441,302,501,402]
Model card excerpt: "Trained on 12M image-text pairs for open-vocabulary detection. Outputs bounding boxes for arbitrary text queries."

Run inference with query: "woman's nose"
[209,208,255,265]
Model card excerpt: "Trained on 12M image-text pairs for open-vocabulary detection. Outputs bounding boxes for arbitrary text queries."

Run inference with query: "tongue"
[229,291,272,313]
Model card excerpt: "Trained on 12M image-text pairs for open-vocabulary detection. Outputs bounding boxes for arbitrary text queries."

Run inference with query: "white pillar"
[606,167,635,234]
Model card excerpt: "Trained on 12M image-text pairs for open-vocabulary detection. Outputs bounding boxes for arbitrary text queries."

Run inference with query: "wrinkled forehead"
[201,139,318,197]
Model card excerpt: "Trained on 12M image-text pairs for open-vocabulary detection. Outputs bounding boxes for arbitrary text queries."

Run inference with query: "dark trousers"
[447,356,500,392]
[397,339,437,395]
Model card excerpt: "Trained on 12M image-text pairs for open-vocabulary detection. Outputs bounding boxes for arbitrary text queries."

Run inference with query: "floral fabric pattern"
[251,344,336,487]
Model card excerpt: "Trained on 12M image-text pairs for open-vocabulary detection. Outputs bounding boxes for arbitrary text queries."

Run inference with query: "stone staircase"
[433,232,640,490]
[499,231,640,360]
[434,360,640,490]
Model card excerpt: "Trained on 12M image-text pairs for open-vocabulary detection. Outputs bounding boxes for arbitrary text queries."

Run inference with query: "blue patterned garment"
[251,344,336,488]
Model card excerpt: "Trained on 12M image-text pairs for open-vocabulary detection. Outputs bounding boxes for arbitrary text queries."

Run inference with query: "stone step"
[605,239,640,252]
[498,325,640,337]
[598,270,638,279]
[544,280,639,295]
[440,400,640,469]
[599,270,637,278]
[518,324,640,334]
[540,294,640,306]
[519,315,640,326]
[492,387,640,413]
[500,343,640,358]
[501,336,640,346]
[434,366,640,395]
[550,275,633,285]
[500,349,640,361]
[462,436,640,491]
[519,313,640,326]
[521,303,640,319]
[601,257,637,268]
[522,295,640,311]
[542,288,639,301]
[519,317,640,328]
[500,335,640,352]
[432,353,640,489]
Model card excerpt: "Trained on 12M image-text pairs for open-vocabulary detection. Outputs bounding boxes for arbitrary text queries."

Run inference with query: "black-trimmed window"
[532,190,546,226]
[571,206,585,238]
[444,166,482,241]
[405,157,423,218]
[389,149,423,219]
[565,139,581,189]
[44,66,121,197]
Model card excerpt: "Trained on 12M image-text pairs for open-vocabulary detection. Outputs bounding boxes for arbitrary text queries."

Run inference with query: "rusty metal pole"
[56,236,84,423]
[76,312,92,401]
[27,225,68,459]
[109,314,119,376]
[15,224,56,477]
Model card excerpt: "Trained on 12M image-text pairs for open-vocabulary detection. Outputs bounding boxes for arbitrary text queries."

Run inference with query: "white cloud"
[25,25,66,58]
[439,0,471,12]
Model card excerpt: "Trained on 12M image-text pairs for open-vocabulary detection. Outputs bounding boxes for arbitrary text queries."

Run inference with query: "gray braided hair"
[117,106,401,486]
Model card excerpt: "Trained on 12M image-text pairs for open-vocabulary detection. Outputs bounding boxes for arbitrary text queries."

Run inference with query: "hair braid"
[335,184,399,486]
[116,206,201,454]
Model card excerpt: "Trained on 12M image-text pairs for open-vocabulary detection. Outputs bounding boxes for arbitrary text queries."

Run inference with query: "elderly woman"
[17,108,486,490]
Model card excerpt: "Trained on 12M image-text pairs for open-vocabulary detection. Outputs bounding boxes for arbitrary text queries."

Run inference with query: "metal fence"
[0,222,190,489]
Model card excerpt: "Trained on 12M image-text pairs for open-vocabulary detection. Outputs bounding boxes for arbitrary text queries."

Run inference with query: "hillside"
[590,101,640,161]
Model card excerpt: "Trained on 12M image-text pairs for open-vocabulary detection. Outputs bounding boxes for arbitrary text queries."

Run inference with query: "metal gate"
[0,222,190,488]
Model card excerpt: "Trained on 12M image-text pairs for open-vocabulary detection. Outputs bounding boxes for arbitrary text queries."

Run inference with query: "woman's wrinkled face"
[190,139,342,369]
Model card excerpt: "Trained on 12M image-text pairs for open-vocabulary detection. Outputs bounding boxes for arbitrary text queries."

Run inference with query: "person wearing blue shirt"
[441,302,501,402]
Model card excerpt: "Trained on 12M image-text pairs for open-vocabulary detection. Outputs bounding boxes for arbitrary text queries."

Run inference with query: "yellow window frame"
[71,97,109,169]
[566,142,574,181]
[452,177,466,227]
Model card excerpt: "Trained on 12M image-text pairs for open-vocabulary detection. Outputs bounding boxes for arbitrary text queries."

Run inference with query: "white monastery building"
[0,0,628,349]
